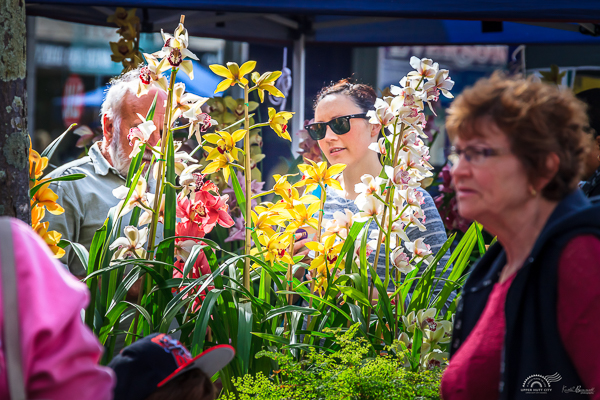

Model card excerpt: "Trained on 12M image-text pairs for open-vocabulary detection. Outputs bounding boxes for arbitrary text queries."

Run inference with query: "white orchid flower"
[353,195,384,222]
[423,69,454,100]
[400,87,424,111]
[109,226,149,260]
[183,100,217,141]
[128,113,156,159]
[388,218,410,243]
[399,210,427,232]
[112,176,153,218]
[405,238,434,265]
[354,236,374,262]
[354,174,384,198]
[392,247,414,274]
[399,75,420,89]
[137,53,170,97]
[174,240,199,262]
[178,164,204,197]
[425,320,453,345]
[403,310,418,333]
[138,194,164,227]
[323,209,354,240]
[153,23,198,78]
[152,150,197,180]
[422,349,449,370]
[398,149,433,178]
[171,83,207,120]
[398,187,425,213]
[407,56,439,80]
[367,98,395,127]
[384,165,419,189]
[368,137,387,156]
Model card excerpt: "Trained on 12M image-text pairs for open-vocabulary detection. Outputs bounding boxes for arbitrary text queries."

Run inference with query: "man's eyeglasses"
[305,113,369,141]
[448,146,507,166]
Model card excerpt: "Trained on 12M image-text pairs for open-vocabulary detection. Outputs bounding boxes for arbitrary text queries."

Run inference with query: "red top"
[441,235,600,400]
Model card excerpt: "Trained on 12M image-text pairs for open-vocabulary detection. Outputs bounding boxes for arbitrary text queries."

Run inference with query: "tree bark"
[0,0,30,224]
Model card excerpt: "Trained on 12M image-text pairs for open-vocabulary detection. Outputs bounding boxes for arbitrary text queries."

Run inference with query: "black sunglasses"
[305,113,369,141]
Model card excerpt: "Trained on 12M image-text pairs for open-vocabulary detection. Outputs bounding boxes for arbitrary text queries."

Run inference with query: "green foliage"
[223,325,442,400]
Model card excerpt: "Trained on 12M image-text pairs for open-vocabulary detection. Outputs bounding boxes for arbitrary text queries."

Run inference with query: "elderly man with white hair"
[46,68,167,279]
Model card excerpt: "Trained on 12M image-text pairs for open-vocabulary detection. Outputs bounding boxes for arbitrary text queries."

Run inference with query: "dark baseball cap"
[108,333,235,400]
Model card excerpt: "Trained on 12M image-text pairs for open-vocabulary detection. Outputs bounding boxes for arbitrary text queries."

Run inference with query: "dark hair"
[446,71,589,201]
[145,369,216,400]
[576,88,600,138]
[314,79,377,113]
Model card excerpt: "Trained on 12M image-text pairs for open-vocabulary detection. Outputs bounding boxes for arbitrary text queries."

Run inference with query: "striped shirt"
[323,185,451,292]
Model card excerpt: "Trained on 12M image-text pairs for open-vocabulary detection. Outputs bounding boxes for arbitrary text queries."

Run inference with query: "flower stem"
[243,84,252,291]
[148,69,176,258]
[129,68,176,343]
[368,123,405,306]
[308,183,327,325]
[384,185,395,289]
[248,122,269,130]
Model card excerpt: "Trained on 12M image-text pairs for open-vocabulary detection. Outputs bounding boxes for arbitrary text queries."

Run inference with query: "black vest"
[449,190,600,399]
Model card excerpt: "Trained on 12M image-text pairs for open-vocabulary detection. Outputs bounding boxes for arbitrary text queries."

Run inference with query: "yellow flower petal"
[231,129,246,143]
[215,79,233,94]
[209,64,232,78]
[327,180,343,191]
[327,163,346,176]
[239,60,257,76]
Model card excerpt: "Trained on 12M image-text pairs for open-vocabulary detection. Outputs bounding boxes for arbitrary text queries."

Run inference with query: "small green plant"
[222,324,442,400]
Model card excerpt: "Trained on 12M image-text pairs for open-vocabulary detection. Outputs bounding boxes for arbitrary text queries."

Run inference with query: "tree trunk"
[0,0,30,224]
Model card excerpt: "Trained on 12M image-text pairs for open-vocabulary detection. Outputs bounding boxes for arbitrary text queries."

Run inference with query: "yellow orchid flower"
[32,183,65,215]
[305,235,343,295]
[285,201,320,232]
[110,38,136,63]
[107,7,139,27]
[271,173,294,200]
[210,61,257,93]
[306,235,343,272]
[250,208,288,238]
[34,221,66,259]
[251,71,284,103]
[295,159,346,193]
[31,204,45,230]
[202,153,236,182]
[267,108,294,141]
[269,180,319,210]
[254,232,294,265]
[253,202,274,214]
[250,152,266,171]
[203,129,245,162]
[29,148,48,184]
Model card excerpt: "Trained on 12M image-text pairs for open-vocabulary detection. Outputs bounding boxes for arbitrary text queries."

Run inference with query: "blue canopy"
[54,60,221,108]
[27,1,600,45]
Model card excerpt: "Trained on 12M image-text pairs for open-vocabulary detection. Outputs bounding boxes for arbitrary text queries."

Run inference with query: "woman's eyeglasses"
[305,113,369,141]
[448,146,507,166]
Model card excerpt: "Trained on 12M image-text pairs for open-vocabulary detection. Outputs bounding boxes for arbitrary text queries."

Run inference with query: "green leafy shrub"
[222,325,442,400]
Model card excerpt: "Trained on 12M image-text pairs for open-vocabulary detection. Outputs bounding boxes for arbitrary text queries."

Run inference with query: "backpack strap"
[0,217,27,400]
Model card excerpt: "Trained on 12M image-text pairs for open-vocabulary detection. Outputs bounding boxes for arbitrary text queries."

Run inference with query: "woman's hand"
[293,237,311,257]
[292,230,312,258]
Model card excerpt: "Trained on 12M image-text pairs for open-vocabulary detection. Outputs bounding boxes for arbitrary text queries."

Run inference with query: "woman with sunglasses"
[441,73,600,399]
[299,79,450,293]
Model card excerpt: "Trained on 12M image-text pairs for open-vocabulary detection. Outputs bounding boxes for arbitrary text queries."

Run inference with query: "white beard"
[107,126,132,177]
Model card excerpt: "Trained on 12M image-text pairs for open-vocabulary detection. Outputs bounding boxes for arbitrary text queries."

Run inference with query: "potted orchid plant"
[60,16,486,395]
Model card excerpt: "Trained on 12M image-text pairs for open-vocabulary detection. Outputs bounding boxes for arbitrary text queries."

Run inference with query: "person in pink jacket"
[0,217,115,400]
